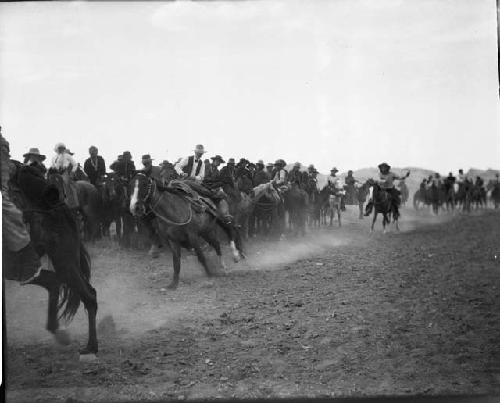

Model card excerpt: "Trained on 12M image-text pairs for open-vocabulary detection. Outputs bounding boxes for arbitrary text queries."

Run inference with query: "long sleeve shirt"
[175,155,206,181]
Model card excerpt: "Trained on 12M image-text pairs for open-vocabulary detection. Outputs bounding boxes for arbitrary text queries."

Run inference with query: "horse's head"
[101,174,117,203]
[129,173,153,217]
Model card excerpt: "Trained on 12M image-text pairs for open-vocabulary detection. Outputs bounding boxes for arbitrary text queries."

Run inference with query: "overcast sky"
[0,0,499,174]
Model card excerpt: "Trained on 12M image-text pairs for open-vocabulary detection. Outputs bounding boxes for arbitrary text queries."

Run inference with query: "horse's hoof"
[167,282,178,290]
[53,329,72,346]
[79,352,98,362]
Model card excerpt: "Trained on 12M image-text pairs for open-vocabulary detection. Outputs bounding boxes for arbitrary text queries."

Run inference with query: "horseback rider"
[288,162,307,189]
[110,151,136,183]
[23,147,47,177]
[444,172,456,189]
[475,176,484,188]
[50,142,79,208]
[235,158,253,194]
[205,155,224,181]
[457,169,467,184]
[2,130,49,285]
[83,145,106,187]
[175,145,233,225]
[364,162,409,216]
[253,160,271,187]
[326,167,346,210]
[220,158,236,182]
[265,162,274,178]
[344,169,360,204]
[272,159,288,190]
[175,144,207,182]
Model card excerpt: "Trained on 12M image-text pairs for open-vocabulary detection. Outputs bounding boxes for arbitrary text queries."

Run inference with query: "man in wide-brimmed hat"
[253,159,271,187]
[364,162,410,216]
[50,142,79,208]
[23,147,47,176]
[205,154,225,181]
[84,145,106,186]
[175,144,207,182]
[220,157,236,181]
[288,162,306,189]
[272,159,288,188]
[110,151,136,182]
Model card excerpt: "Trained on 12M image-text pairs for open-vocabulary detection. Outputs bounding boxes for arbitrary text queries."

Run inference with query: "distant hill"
[285,164,499,195]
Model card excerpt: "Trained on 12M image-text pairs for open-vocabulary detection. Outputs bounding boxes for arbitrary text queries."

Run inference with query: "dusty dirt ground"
[5,207,500,402]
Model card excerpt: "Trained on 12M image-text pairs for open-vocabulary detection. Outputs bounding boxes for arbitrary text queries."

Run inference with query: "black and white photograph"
[1,0,500,401]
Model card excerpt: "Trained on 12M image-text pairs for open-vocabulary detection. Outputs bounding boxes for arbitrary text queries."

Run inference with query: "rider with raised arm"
[364,162,410,216]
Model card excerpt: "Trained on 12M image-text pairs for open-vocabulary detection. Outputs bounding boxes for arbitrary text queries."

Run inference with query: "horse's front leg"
[337,206,342,227]
[167,240,181,290]
[371,212,377,232]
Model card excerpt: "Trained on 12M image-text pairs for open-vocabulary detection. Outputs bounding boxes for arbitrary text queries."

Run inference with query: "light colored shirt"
[272,169,287,186]
[51,152,77,174]
[327,175,341,188]
[175,155,206,181]
[378,172,399,189]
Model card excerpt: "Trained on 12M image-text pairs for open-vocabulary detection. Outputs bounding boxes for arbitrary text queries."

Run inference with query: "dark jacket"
[84,156,106,185]
[110,160,136,182]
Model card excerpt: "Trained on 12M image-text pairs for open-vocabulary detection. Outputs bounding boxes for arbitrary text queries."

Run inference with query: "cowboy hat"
[256,159,265,166]
[123,151,132,157]
[141,154,153,161]
[211,155,225,163]
[307,164,315,171]
[159,159,171,166]
[294,162,301,168]
[378,162,390,170]
[194,144,206,154]
[227,158,235,164]
[275,159,286,166]
[54,142,66,152]
[330,167,339,172]
[266,162,274,167]
[23,147,46,161]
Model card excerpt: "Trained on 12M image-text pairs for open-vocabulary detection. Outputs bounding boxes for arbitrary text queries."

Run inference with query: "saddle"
[166,180,218,217]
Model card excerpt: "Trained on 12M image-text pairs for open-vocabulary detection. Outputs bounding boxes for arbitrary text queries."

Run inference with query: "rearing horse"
[6,164,98,355]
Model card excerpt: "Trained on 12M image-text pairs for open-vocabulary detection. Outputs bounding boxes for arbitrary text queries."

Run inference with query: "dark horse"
[6,164,98,355]
[100,173,135,247]
[283,182,308,236]
[365,179,400,233]
[129,173,244,289]
[47,169,101,241]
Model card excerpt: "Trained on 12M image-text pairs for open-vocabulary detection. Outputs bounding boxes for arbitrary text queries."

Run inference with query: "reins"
[139,175,193,226]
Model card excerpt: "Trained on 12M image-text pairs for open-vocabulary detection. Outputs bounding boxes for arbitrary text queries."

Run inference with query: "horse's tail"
[58,242,91,322]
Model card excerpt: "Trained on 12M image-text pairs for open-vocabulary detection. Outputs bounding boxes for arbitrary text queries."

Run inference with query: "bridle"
[134,173,193,226]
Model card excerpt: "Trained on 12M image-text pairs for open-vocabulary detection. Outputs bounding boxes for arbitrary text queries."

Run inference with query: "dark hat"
[348,170,353,174]
[123,151,132,157]
[248,162,256,169]
[378,162,390,170]
[274,159,286,167]
[23,147,46,161]
[227,158,235,165]
[256,159,265,166]
[117,154,124,160]
[307,164,315,171]
[211,155,225,163]
[238,158,249,165]
[330,167,338,172]
[141,154,153,161]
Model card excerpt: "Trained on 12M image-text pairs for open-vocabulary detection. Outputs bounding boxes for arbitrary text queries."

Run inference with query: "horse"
[47,170,101,242]
[129,173,244,289]
[6,164,98,355]
[251,182,283,239]
[353,182,370,219]
[283,182,308,236]
[455,180,473,212]
[487,179,500,209]
[365,179,399,233]
[100,174,135,247]
[397,180,409,206]
[319,185,343,227]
